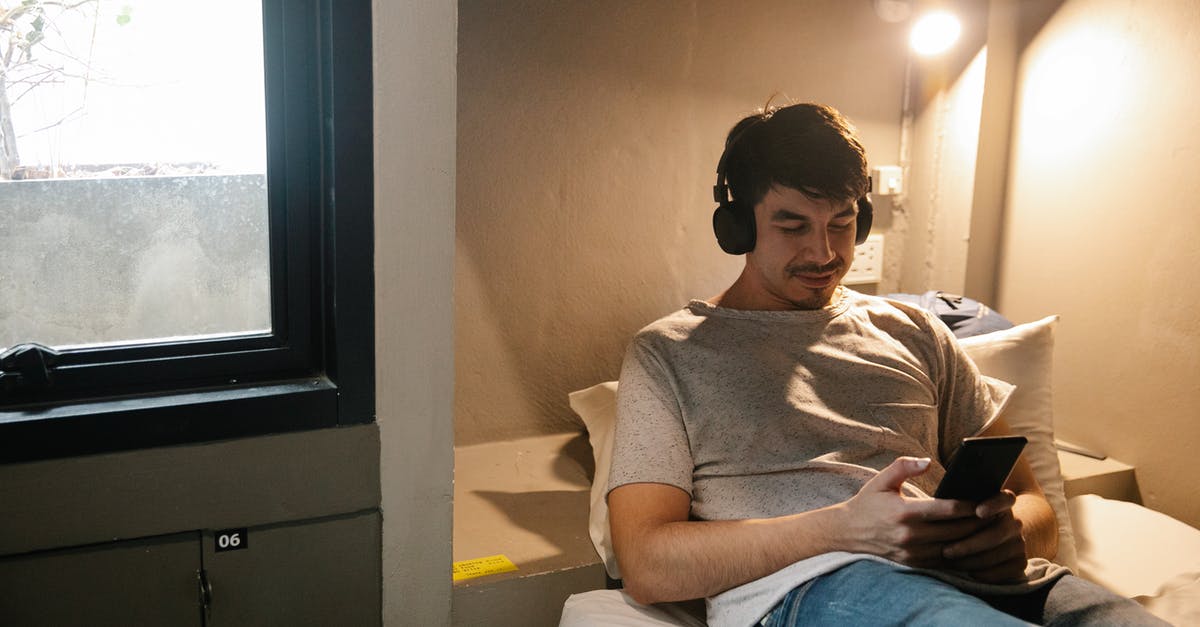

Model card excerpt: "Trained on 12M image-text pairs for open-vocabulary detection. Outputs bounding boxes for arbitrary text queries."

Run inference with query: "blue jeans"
[761,560,1169,626]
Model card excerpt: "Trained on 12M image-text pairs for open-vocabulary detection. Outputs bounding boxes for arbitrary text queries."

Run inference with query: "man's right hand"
[838,457,984,569]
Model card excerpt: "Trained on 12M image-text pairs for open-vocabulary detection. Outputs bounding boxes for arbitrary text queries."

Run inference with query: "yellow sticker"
[452,554,519,582]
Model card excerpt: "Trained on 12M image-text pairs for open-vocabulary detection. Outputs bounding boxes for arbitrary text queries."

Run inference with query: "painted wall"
[375,0,457,624]
[370,5,1200,624]
[899,46,989,294]
[998,0,1200,526]
[455,0,910,445]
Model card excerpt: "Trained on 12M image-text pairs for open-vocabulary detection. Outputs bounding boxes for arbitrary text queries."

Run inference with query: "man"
[607,103,1165,626]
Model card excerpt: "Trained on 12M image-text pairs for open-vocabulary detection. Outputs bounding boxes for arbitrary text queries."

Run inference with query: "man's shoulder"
[844,290,946,337]
[632,303,706,344]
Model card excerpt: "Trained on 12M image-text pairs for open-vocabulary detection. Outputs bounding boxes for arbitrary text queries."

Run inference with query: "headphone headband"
[711,117,872,254]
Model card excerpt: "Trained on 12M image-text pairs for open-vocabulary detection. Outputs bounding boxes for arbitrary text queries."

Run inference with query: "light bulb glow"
[910,11,962,56]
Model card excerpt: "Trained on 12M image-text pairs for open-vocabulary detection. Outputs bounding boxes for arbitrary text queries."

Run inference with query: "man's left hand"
[940,490,1029,583]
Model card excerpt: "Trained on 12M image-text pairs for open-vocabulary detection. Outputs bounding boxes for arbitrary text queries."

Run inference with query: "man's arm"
[941,417,1059,581]
[609,457,979,604]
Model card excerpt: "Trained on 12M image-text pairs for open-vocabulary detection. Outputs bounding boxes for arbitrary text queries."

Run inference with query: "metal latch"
[198,568,213,625]
[0,342,61,392]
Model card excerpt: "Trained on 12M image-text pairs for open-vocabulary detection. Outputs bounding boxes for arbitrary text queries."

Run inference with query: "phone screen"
[934,435,1027,501]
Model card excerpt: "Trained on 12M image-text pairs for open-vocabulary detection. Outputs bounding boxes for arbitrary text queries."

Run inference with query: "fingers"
[905,497,978,523]
[943,513,1025,568]
[872,515,989,566]
[853,462,1030,582]
[864,456,931,493]
[907,517,988,544]
[974,490,1017,519]
[944,518,1029,584]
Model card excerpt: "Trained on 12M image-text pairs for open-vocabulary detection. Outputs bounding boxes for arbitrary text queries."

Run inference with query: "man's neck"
[710,268,841,311]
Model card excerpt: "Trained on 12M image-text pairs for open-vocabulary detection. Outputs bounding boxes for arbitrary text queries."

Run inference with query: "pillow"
[959,315,1078,571]
[568,381,622,579]
[570,315,1075,579]
[1068,494,1200,599]
[1070,493,1200,625]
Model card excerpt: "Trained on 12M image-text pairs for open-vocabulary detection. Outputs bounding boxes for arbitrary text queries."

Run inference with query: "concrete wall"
[455,0,911,445]
[898,46,989,294]
[374,0,457,624]
[997,0,1200,527]
[0,175,269,350]
[893,0,998,297]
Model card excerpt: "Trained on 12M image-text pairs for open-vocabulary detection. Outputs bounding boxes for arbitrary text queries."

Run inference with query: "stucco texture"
[455,0,907,444]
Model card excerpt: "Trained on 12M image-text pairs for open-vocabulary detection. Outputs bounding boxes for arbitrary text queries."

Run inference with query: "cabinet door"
[0,532,201,627]
[202,511,380,626]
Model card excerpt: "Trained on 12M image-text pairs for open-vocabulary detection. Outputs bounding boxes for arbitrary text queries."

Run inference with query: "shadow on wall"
[470,488,591,576]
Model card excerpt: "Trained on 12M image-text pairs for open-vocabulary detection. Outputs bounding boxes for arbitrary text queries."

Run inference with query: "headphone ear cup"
[855,196,874,245]
[713,201,756,255]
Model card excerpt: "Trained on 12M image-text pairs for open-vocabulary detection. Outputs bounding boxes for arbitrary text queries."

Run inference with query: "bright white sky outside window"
[1,1,271,353]
[12,0,266,172]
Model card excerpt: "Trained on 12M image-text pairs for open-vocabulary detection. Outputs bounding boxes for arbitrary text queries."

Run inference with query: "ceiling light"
[910,11,962,56]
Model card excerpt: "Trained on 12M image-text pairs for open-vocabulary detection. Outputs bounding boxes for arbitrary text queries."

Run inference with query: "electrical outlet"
[844,234,884,285]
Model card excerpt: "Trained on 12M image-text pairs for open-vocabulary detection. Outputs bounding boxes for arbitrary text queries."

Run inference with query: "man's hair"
[722,103,869,209]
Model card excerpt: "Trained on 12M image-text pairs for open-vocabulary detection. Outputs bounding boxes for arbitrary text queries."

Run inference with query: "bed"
[559,315,1200,626]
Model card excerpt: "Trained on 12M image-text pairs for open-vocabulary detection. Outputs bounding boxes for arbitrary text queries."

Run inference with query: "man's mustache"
[787,259,843,275]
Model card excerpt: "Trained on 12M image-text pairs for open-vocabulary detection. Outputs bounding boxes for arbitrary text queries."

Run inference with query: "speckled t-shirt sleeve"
[607,336,695,497]
[925,314,1014,463]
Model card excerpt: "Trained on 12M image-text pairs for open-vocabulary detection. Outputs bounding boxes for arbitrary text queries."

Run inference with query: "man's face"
[742,185,858,310]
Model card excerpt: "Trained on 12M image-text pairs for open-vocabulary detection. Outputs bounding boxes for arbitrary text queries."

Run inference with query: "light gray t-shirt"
[608,288,1066,626]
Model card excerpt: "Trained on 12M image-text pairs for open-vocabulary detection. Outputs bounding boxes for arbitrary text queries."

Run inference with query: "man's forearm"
[1013,492,1058,561]
[617,506,848,604]
[612,458,985,603]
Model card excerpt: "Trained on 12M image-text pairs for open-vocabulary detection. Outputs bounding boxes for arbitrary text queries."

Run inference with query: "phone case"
[933,435,1027,501]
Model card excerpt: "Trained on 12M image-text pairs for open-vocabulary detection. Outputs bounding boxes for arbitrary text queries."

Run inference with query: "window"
[0,0,374,463]
[2,1,272,351]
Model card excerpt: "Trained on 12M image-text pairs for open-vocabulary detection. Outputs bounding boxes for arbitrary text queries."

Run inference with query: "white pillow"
[570,315,1075,579]
[1069,493,1200,625]
[959,315,1078,571]
[1068,494,1200,598]
[568,381,623,580]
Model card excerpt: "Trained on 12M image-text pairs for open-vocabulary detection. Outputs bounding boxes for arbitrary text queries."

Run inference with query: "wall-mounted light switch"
[845,234,885,284]
[871,166,903,196]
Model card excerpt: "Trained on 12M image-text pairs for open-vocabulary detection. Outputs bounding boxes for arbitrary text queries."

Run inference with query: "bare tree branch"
[19,103,84,136]
[0,0,105,176]
[10,67,67,104]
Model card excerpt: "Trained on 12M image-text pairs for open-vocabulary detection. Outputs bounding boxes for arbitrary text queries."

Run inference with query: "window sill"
[0,378,340,464]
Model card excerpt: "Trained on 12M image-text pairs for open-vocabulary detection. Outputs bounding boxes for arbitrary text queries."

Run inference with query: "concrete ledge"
[453,432,606,625]
[1058,449,1140,503]
[453,563,606,627]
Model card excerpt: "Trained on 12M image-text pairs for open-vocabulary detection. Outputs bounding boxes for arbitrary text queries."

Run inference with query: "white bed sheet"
[560,589,705,627]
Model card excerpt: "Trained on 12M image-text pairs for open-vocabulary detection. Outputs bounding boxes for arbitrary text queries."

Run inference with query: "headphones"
[711,122,873,255]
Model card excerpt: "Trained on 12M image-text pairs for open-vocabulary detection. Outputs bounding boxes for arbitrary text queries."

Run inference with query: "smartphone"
[933,435,1027,501]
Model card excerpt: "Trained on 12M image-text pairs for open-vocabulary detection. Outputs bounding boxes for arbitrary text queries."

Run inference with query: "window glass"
[0,0,270,353]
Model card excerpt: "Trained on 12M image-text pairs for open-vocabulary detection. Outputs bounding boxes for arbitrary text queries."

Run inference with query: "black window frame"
[0,0,374,463]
